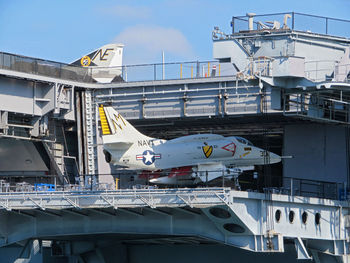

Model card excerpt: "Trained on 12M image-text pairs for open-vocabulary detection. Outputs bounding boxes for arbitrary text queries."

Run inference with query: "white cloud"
[100,5,152,20]
[113,25,195,64]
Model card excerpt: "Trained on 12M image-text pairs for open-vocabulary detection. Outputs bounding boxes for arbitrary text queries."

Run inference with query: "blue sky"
[0,0,349,65]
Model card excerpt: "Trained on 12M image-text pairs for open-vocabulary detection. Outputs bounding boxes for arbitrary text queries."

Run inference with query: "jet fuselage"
[105,134,281,171]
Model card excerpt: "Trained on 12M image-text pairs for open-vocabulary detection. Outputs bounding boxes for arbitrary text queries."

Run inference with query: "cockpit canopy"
[235,137,253,146]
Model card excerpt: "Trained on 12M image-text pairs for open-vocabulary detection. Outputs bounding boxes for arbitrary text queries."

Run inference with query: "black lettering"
[101,49,113,60]
[92,48,114,61]
[92,49,102,61]
[137,140,155,147]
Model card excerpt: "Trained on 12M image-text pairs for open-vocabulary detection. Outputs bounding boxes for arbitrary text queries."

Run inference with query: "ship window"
[275,209,281,223]
[315,213,321,225]
[302,211,308,224]
[289,210,295,223]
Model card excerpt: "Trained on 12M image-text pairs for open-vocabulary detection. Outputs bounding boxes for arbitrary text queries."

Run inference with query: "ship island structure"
[0,12,350,263]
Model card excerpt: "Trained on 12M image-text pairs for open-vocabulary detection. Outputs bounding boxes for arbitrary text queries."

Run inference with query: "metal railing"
[0,52,235,83]
[258,176,342,200]
[0,187,230,210]
[0,171,345,201]
[231,12,350,38]
[302,61,350,83]
[304,60,338,82]
[243,57,273,78]
[335,63,350,82]
[283,92,350,124]
[0,52,92,82]
[281,177,341,200]
[120,61,235,82]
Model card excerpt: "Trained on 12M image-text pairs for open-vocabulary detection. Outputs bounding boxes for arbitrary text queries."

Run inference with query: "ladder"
[84,90,97,176]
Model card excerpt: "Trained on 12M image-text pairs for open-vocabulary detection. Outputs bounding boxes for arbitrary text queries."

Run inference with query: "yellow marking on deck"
[99,106,111,135]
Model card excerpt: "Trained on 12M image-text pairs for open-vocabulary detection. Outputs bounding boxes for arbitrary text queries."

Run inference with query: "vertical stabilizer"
[99,106,152,148]
[71,44,124,83]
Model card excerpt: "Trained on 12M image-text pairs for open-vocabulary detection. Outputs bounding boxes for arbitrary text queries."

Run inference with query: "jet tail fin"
[71,44,124,83]
[99,105,152,149]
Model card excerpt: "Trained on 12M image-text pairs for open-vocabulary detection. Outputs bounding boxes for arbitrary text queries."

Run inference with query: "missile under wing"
[99,106,281,185]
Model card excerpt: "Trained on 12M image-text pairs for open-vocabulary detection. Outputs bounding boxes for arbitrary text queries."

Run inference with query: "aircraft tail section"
[71,44,124,83]
[99,105,152,149]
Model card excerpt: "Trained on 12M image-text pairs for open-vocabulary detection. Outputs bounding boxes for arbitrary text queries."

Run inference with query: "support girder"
[225,233,284,253]
[307,239,350,256]
[295,237,312,260]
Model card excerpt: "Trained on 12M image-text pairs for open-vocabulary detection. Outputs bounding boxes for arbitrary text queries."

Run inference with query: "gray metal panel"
[0,77,35,115]
[254,38,294,58]
[0,138,48,172]
[213,39,248,71]
[272,56,305,77]
[283,124,347,183]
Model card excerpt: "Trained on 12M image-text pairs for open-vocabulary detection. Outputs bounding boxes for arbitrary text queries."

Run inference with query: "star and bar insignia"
[136,150,161,165]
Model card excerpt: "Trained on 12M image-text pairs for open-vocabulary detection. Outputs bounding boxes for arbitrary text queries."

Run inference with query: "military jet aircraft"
[99,106,281,185]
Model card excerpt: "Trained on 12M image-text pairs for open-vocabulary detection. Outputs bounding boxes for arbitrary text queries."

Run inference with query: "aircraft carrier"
[0,12,350,263]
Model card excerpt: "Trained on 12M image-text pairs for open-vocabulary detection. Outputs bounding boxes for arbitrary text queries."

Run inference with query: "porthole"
[289,210,295,223]
[315,213,321,225]
[275,209,281,223]
[209,207,231,219]
[223,223,245,233]
[302,211,308,224]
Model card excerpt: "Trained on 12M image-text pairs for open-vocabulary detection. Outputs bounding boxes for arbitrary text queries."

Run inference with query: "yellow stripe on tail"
[99,105,111,135]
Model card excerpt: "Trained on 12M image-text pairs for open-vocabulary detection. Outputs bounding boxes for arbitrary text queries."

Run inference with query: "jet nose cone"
[269,152,281,164]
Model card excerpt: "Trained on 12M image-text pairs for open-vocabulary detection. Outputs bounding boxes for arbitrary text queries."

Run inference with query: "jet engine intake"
[103,150,112,163]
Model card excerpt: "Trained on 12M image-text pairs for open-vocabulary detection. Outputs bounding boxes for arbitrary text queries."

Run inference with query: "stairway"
[43,121,69,184]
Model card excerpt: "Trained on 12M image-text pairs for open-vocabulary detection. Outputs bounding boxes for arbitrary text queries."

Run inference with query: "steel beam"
[295,237,312,260]
[62,209,88,217]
